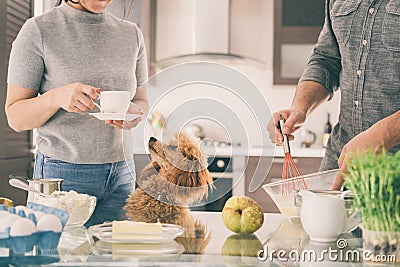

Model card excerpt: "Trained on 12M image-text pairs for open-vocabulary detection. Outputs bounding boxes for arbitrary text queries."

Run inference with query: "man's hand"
[333,125,387,190]
[267,81,330,146]
[267,108,307,145]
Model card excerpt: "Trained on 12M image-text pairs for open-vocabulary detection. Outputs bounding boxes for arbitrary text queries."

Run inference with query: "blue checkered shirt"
[300,0,400,170]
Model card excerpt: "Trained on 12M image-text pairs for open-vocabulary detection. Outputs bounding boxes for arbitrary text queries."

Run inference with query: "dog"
[124,134,213,252]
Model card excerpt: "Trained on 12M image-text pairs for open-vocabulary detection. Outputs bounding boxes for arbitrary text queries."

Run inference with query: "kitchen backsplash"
[131,57,340,151]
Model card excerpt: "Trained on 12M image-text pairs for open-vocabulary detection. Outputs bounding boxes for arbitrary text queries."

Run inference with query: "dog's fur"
[124,134,213,251]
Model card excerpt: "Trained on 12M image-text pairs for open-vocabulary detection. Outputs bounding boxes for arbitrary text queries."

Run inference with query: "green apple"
[222,196,264,234]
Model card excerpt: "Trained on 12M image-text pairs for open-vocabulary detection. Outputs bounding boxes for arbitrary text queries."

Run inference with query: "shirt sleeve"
[7,18,44,91]
[134,25,148,88]
[299,0,342,99]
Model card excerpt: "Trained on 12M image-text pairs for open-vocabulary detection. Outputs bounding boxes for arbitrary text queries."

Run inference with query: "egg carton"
[0,202,69,254]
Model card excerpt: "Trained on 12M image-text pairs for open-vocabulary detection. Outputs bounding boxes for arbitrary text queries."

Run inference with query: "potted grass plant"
[343,149,400,261]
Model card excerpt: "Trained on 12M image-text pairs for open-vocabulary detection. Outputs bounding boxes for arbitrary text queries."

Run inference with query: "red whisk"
[277,116,307,195]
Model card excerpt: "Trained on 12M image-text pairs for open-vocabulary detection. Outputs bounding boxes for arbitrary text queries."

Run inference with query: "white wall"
[142,59,340,150]
[34,0,55,15]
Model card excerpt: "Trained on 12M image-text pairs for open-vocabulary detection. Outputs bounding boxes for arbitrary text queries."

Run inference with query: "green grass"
[343,149,400,232]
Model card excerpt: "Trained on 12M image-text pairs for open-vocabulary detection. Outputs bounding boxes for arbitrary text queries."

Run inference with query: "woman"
[5,0,148,226]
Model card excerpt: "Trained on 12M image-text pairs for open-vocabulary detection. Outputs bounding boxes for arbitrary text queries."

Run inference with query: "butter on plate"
[112,221,163,240]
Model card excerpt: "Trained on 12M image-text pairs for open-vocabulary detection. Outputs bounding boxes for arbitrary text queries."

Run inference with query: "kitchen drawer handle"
[273,158,298,164]
[208,172,233,178]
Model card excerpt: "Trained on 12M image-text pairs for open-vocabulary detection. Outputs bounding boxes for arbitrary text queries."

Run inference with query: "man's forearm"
[375,109,400,150]
[291,81,331,115]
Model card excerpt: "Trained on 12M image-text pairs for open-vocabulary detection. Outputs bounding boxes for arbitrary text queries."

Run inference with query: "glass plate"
[92,240,185,256]
[89,222,185,244]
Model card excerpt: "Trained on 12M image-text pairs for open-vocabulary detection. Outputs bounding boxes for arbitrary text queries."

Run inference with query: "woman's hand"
[267,108,307,145]
[105,102,144,130]
[52,83,101,113]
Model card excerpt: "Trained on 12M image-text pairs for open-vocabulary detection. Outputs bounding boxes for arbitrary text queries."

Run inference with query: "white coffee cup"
[94,91,131,113]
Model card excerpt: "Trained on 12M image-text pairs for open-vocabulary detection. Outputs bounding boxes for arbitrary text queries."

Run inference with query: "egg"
[0,213,19,232]
[14,205,27,212]
[37,214,62,233]
[8,207,16,214]
[15,206,35,216]
[0,210,9,220]
[15,206,33,218]
[33,211,45,221]
[10,217,36,237]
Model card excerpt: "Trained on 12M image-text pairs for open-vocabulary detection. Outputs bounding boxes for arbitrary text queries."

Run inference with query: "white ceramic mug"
[94,91,131,113]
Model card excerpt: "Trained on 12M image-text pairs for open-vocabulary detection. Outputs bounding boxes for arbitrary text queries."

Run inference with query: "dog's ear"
[151,160,161,172]
[189,161,213,186]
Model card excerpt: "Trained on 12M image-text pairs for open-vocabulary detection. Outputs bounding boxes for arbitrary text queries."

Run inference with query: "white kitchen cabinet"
[273,0,325,84]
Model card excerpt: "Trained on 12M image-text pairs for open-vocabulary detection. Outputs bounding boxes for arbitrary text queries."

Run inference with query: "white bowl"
[34,191,96,227]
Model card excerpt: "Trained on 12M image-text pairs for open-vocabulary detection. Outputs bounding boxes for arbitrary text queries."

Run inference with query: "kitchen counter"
[204,146,326,158]
[134,146,326,158]
[1,212,366,266]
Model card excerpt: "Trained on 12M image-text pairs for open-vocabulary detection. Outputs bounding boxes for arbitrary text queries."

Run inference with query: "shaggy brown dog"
[124,134,213,250]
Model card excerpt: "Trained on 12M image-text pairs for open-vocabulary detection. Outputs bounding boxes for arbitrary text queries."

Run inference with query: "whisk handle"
[278,119,291,154]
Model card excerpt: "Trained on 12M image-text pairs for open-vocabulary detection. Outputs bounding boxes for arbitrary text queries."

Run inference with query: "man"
[268,0,400,189]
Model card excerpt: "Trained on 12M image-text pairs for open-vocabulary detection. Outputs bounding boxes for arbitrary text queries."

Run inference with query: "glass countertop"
[0,212,373,266]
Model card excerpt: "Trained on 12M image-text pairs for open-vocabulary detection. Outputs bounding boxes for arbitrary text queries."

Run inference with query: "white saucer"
[89,113,141,121]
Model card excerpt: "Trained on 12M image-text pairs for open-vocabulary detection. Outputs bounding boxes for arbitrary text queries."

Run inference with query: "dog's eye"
[169,145,178,150]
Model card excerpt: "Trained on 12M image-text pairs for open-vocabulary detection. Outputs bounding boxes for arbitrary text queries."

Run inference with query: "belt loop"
[33,151,45,178]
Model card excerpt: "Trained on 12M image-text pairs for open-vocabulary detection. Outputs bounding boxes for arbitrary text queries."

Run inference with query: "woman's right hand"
[52,83,101,113]
[267,108,307,145]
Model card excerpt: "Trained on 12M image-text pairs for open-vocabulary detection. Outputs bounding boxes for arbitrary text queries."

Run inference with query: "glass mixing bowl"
[262,169,360,232]
[262,169,340,216]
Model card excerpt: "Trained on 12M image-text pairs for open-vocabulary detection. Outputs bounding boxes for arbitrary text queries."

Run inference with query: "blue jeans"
[33,151,136,227]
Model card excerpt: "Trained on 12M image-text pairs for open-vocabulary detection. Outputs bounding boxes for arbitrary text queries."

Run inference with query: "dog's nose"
[149,137,157,143]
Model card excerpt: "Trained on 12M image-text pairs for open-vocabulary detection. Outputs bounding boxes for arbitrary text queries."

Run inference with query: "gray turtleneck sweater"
[7,2,148,164]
